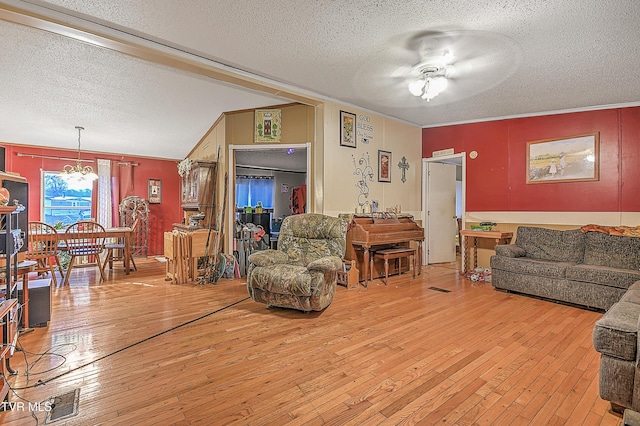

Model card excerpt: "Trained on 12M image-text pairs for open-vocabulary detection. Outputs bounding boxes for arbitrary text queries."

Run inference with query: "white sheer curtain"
[97,159,113,228]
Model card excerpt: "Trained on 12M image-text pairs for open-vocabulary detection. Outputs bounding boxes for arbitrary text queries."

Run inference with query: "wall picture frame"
[526,132,600,184]
[148,179,162,204]
[340,110,357,148]
[255,109,282,143]
[378,150,391,182]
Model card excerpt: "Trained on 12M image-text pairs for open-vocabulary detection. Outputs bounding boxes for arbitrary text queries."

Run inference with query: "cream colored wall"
[188,104,316,254]
[322,102,422,218]
[187,102,420,220]
[190,115,226,162]
[224,104,316,210]
[225,104,314,146]
[188,103,314,213]
[313,104,325,213]
[185,101,421,253]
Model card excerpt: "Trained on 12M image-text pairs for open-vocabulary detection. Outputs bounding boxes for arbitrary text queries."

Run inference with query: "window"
[236,176,274,209]
[41,171,93,226]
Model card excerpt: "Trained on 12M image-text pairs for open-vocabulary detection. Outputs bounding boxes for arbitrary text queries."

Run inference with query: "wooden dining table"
[31,226,135,277]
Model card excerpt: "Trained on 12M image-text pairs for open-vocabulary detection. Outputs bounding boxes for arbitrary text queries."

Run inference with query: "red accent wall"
[422,107,640,212]
[1,144,182,256]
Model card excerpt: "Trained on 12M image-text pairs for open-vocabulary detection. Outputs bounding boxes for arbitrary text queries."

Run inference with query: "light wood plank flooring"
[0,258,622,425]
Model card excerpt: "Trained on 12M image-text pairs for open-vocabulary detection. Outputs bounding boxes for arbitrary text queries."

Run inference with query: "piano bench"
[372,247,417,285]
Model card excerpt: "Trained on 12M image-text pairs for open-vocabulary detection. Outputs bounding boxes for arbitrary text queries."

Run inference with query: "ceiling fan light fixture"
[408,79,426,96]
[408,48,456,102]
[412,72,449,102]
[431,76,448,92]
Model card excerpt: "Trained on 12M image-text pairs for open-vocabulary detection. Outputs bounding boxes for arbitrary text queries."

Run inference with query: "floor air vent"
[45,388,80,424]
[428,286,451,293]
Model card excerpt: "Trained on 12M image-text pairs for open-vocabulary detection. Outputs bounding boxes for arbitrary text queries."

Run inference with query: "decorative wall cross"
[398,156,410,183]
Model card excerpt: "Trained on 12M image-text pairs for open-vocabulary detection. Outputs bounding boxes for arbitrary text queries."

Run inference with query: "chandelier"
[407,51,455,102]
[60,126,98,182]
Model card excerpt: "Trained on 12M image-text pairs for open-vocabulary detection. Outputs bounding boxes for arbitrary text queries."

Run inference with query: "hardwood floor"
[0,258,622,425]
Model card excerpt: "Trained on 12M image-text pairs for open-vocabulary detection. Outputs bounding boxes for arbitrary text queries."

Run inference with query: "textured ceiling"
[1,0,640,159]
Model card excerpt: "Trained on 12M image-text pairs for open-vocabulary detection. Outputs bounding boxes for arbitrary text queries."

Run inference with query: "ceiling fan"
[404,30,520,103]
[354,30,521,107]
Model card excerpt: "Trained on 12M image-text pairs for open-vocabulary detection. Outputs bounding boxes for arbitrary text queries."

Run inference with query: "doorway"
[227,143,310,255]
[421,153,466,265]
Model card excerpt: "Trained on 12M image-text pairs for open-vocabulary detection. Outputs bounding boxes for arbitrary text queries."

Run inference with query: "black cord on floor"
[10,296,250,390]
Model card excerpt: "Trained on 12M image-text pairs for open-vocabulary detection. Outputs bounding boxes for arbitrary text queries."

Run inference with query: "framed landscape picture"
[340,110,357,148]
[378,150,391,182]
[526,132,600,184]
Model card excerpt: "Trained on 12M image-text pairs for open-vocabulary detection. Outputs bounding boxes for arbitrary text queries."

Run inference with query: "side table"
[460,230,513,274]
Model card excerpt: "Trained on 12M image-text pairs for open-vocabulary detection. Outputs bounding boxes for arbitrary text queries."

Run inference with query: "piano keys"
[345,214,424,283]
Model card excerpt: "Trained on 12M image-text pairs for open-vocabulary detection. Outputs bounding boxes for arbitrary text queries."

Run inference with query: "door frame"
[421,152,466,265]
[227,143,311,254]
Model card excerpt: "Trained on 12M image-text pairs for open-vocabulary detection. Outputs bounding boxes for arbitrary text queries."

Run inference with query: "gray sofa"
[490,226,640,311]
[490,225,640,412]
[593,281,640,413]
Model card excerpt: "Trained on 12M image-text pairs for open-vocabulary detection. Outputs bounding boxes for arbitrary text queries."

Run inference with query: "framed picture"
[378,150,391,182]
[148,179,162,204]
[255,109,282,143]
[526,132,600,184]
[340,110,357,148]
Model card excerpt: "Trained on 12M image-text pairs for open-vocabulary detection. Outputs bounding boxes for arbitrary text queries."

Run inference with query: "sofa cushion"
[249,264,321,296]
[620,289,640,305]
[622,282,640,305]
[565,264,640,289]
[514,226,585,263]
[598,355,636,409]
[593,301,640,361]
[583,232,640,270]
[494,244,526,258]
[490,255,573,279]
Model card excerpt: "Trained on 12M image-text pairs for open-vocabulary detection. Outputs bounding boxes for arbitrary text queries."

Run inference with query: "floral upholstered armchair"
[246,213,348,312]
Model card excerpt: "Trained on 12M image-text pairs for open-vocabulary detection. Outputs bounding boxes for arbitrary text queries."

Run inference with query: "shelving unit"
[0,205,23,404]
[180,160,217,229]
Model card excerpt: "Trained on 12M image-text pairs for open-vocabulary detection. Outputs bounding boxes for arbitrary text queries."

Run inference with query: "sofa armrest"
[494,244,526,258]
[307,256,342,272]
[248,250,289,267]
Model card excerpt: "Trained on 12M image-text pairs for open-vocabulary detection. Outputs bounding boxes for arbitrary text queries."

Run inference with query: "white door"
[426,162,457,264]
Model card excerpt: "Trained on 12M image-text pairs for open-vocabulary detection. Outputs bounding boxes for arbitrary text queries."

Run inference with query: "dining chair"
[63,220,107,286]
[101,218,139,275]
[25,221,64,286]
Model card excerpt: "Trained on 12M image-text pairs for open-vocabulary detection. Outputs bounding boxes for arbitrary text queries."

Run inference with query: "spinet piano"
[345,213,424,283]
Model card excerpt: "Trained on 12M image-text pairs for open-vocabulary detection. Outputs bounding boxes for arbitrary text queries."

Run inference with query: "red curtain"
[110,162,134,225]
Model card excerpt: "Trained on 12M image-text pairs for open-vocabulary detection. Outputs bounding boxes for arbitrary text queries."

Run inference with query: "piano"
[345,213,424,283]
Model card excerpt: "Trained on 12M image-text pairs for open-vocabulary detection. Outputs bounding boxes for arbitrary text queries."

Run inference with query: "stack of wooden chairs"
[164,231,192,284]
[164,229,219,284]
